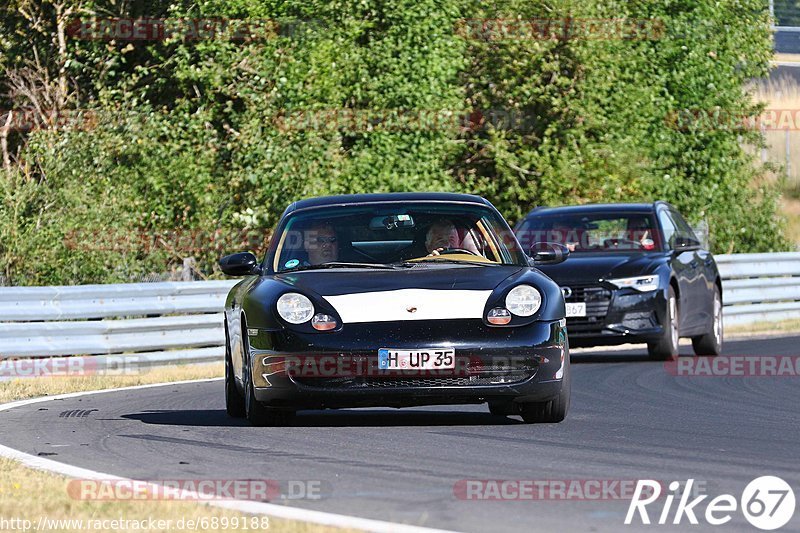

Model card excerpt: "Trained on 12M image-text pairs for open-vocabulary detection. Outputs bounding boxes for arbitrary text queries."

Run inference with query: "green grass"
[0,363,359,533]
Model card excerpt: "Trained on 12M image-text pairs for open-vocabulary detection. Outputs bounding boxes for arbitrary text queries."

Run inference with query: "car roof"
[522,202,671,218]
[285,192,493,213]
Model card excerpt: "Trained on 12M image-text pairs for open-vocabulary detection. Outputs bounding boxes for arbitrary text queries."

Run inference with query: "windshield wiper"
[285,262,400,272]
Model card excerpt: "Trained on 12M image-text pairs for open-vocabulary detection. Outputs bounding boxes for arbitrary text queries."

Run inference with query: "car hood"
[272,264,524,296]
[242,263,565,327]
[536,253,664,285]
[264,265,525,324]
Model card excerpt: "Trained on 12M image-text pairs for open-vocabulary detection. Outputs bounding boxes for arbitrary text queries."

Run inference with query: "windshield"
[270,202,526,272]
[516,212,662,254]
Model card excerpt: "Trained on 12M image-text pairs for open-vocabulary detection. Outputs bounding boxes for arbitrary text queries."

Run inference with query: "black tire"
[692,286,723,356]
[488,401,515,416]
[224,324,246,418]
[648,285,679,361]
[241,321,295,427]
[519,349,571,424]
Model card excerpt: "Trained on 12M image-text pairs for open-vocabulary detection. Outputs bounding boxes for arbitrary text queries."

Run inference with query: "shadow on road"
[123,408,524,427]
[293,409,524,427]
[122,410,248,427]
[571,348,700,364]
[571,352,651,364]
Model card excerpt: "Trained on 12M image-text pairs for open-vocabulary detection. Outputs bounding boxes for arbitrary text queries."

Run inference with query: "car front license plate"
[565,302,587,317]
[378,348,455,370]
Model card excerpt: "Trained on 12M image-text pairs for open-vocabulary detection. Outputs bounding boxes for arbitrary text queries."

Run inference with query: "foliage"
[0,0,789,285]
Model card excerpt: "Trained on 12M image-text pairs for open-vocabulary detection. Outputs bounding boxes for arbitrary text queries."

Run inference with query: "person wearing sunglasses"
[303,222,339,264]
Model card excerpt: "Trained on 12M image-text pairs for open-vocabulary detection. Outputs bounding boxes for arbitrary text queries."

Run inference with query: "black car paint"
[516,202,721,347]
[222,193,568,411]
[226,266,566,407]
[245,317,566,409]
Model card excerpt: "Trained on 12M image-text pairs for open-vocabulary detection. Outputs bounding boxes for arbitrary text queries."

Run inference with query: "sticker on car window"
[285,259,300,268]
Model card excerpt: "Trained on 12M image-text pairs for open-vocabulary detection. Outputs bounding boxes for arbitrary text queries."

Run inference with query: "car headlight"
[505,285,542,317]
[276,293,315,324]
[606,275,659,292]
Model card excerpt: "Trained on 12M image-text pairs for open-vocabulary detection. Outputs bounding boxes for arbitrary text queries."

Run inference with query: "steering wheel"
[434,247,480,256]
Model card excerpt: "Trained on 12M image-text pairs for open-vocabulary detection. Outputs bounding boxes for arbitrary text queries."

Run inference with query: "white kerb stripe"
[323,289,492,323]
[0,380,458,533]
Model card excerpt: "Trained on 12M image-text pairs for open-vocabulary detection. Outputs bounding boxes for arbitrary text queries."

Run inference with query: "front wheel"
[518,349,570,424]
[241,322,295,427]
[488,401,515,416]
[244,372,294,427]
[648,286,679,361]
[692,286,723,356]
[225,323,245,418]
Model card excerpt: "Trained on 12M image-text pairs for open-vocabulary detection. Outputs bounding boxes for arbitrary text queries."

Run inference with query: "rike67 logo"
[626,477,796,530]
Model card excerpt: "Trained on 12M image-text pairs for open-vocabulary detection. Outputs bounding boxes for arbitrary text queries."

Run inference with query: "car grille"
[291,360,538,390]
[293,373,533,389]
[563,284,612,334]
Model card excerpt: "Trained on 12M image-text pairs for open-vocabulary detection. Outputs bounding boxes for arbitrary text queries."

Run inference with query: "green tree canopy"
[0,0,788,285]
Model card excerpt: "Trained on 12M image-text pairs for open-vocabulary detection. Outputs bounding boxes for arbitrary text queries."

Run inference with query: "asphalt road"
[1,336,799,532]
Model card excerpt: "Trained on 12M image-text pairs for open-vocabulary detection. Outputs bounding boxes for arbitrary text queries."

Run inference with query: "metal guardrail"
[716,253,800,328]
[0,253,797,367]
[0,280,237,366]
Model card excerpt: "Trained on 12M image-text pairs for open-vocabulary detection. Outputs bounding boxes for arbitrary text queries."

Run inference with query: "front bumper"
[563,285,666,347]
[245,319,568,409]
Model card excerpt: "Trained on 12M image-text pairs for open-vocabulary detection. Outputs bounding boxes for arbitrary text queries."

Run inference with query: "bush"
[0,0,788,285]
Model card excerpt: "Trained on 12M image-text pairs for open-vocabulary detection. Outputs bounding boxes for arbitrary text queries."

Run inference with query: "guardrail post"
[182,257,197,282]
[786,129,792,181]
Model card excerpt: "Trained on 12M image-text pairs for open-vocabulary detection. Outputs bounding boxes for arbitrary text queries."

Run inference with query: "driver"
[303,222,339,264]
[425,219,480,256]
[628,218,656,251]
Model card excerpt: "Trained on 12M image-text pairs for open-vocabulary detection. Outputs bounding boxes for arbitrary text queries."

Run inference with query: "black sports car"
[220,192,571,426]
[515,201,722,360]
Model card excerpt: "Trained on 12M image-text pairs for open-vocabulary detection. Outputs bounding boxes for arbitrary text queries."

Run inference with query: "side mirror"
[529,242,570,265]
[672,235,701,252]
[219,252,261,276]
